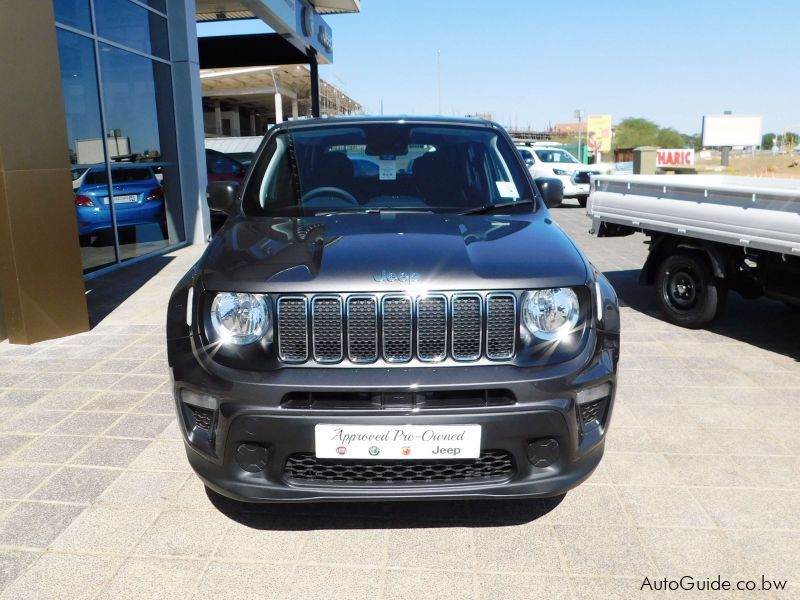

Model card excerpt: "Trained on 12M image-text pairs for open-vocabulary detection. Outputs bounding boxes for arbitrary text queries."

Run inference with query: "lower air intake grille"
[283,450,514,485]
[580,399,605,425]
[189,406,213,431]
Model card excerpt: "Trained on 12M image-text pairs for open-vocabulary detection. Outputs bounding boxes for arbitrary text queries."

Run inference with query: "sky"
[198,0,800,135]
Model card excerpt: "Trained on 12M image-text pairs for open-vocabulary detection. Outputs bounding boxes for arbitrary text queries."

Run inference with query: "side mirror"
[525,158,534,167]
[207,181,239,215]
[534,177,563,209]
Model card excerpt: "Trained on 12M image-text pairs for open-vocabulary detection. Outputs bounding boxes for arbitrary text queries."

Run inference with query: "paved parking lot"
[0,203,798,599]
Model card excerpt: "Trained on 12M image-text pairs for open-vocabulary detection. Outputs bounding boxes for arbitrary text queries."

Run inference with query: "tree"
[657,127,688,149]
[686,134,703,150]
[613,118,660,149]
[762,133,775,149]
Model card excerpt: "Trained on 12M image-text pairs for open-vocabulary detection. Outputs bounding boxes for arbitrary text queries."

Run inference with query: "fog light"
[526,438,559,468]
[576,383,610,405]
[181,389,218,410]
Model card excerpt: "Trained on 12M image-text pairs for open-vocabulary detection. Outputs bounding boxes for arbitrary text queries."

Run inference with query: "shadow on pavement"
[552,201,584,210]
[605,268,800,361]
[207,489,565,529]
[85,255,175,328]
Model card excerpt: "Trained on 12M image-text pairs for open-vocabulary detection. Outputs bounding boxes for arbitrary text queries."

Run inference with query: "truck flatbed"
[588,175,800,256]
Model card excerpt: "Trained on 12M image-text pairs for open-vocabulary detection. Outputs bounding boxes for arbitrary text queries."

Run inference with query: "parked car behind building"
[73,164,164,242]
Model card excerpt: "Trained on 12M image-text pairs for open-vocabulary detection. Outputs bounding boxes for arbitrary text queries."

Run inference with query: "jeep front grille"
[277,297,308,362]
[346,296,378,362]
[276,292,517,365]
[311,296,343,362]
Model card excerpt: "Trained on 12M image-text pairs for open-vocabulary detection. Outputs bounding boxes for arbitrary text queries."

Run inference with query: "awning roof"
[195,0,359,21]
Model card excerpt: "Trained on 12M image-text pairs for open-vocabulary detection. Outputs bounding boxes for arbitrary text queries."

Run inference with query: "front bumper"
[169,329,618,502]
[559,178,590,198]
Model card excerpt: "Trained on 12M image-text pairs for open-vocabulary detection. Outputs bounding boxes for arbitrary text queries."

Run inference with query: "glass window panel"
[94,0,169,59]
[98,44,184,261]
[147,0,167,12]
[53,0,92,32]
[56,28,119,273]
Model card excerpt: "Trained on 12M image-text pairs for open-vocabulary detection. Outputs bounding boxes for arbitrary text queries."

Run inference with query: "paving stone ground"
[0,203,798,599]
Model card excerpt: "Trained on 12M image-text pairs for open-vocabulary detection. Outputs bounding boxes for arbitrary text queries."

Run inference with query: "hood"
[200,213,588,293]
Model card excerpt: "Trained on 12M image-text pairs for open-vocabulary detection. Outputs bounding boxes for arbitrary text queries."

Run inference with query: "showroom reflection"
[55,0,183,274]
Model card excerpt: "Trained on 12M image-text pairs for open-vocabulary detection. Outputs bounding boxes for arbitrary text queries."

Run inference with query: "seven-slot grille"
[277,292,516,365]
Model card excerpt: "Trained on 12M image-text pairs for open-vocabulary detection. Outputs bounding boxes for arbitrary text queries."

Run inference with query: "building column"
[230,108,241,136]
[274,92,283,124]
[0,1,89,343]
[213,100,222,135]
[291,99,299,119]
[168,0,210,246]
[249,110,256,134]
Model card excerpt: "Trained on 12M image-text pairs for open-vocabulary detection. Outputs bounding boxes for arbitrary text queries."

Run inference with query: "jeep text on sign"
[656,149,695,168]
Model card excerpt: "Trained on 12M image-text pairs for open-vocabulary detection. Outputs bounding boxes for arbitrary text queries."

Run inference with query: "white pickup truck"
[587,174,800,327]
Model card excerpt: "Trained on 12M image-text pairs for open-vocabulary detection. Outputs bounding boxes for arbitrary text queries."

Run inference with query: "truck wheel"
[656,252,726,328]
[577,195,588,208]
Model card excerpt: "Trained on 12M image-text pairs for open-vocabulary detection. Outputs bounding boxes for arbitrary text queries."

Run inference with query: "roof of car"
[273,115,498,131]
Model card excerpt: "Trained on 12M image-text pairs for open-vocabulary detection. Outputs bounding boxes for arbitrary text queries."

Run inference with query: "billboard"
[587,115,612,153]
[656,149,695,168]
[702,115,762,147]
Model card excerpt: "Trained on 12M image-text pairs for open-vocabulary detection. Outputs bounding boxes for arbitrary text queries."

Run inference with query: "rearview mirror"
[207,181,240,215]
[534,177,563,209]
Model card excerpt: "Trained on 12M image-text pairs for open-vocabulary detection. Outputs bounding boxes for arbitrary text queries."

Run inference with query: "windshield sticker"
[495,181,519,199]
[379,159,397,180]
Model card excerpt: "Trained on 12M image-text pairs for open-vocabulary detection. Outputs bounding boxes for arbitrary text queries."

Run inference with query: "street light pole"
[574,109,584,163]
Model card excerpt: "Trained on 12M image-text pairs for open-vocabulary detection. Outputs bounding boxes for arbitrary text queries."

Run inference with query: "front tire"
[577,195,588,208]
[656,252,726,328]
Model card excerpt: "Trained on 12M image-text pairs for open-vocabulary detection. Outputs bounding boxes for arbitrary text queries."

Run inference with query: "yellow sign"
[587,115,612,153]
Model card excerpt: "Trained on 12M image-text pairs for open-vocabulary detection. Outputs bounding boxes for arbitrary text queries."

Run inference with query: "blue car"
[74,165,164,238]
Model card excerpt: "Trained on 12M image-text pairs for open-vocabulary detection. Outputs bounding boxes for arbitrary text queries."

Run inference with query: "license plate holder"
[314,424,481,459]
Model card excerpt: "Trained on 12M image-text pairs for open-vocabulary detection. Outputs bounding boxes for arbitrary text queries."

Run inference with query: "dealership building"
[0,0,360,344]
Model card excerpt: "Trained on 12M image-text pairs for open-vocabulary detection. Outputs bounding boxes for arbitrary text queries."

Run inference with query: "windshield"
[534,149,579,164]
[242,123,533,216]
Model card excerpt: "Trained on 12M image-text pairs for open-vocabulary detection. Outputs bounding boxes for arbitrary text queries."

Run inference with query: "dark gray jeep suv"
[167,117,619,502]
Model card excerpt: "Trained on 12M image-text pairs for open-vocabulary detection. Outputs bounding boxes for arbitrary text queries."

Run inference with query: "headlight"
[522,288,580,340]
[552,169,571,176]
[210,292,269,345]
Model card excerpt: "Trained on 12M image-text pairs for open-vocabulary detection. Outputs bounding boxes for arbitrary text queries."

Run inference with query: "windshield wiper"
[316,208,434,216]
[459,198,534,215]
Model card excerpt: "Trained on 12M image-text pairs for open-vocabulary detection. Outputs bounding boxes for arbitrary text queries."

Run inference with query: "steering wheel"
[300,186,359,208]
